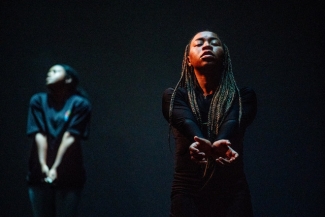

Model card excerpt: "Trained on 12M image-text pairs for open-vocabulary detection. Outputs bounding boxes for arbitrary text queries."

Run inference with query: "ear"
[65,77,72,84]
[187,56,191,66]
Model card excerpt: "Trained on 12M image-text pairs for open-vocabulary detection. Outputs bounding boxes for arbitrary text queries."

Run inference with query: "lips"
[46,77,52,83]
[200,51,215,58]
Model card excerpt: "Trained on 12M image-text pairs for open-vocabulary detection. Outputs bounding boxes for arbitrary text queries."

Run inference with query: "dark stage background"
[1,1,324,216]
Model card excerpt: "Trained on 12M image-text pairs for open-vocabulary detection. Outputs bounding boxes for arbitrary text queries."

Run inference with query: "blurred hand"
[41,164,49,176]
[47,168,58,182]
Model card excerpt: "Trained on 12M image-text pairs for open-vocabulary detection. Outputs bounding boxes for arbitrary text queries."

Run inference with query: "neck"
[193,67,222,96]
[48,86,73,102]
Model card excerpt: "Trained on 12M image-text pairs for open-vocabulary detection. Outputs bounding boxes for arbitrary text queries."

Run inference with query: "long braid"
[207,44,241,140]
[169,44,203,129]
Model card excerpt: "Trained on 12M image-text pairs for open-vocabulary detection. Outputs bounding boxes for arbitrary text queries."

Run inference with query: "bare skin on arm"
[35,132,49,175]
[47,132,78,182]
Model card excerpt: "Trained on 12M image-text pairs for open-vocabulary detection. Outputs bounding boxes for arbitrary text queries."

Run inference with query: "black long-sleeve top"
[162,86,257,196]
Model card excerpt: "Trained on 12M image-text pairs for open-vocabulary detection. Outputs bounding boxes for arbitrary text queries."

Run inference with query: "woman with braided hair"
[162,31,257,216]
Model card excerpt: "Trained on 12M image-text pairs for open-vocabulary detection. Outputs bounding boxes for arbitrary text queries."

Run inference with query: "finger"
[191,156,207,164]
[221,158,231,164]
[226,147,239,159]
[217,157,234,164]
[189,142,199,152]
[197,151,206,156]
[215,157,225,165]
[230,148,239,159]
[190,152,206,160]
[189,148,199,154]
[217,157,235,165]
[215,139,231,145]
[194,136,209,143]
[190,149,202,156]
[191,153,205,161]
[198,160,208,164]
[191,152,206,158]
[44,177,53,183]
[193,136,200,141]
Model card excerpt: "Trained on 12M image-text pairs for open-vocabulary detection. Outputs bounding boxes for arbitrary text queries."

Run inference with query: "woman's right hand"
[189,136,213,164]
[41,164,49,176]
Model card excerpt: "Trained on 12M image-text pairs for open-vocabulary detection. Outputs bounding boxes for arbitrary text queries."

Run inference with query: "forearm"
[162,89,204,140]
[35,132,48,166]
[213,91,240,141]
[51,131,76,170]
[214,120,237,141]
[174,118,204,140]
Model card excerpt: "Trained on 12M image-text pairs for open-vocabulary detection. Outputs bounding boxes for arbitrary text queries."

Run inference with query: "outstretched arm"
[188,92,240,165]
[190,88,257,165]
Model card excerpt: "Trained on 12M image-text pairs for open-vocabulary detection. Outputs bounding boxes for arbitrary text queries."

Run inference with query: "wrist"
[50,165,57,170]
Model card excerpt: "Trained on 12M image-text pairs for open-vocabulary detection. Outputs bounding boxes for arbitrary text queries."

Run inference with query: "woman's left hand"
[212,141,239,165]
[47,168,58,182]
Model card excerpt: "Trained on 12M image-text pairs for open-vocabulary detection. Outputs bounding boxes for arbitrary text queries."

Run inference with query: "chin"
[46,82,55,87]
[201,62,218,68]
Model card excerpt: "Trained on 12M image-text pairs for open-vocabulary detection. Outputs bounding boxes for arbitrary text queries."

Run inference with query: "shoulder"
[162,87,188,104]
[162,87,187,97]
[69,94,92,110]
[239,87,256,102]
[163,87,174,96]
[29,92,47,106]
[239,87,257,125]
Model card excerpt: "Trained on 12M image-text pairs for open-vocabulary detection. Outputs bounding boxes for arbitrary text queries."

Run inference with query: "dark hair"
[58,64,79,87]
[56,64,89,99]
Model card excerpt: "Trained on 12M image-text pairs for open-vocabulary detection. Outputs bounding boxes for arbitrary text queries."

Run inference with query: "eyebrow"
[194,37,219,41]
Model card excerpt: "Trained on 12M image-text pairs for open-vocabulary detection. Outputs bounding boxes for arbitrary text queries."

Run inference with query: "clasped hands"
[189,136,239,165]
[41,164,57,184]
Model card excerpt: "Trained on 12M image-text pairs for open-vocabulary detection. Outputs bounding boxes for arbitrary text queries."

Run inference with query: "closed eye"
[194,40,203,47]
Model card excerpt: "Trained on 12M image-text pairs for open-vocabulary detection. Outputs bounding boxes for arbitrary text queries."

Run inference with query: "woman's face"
[187,31,224,70]
[46,65,67,86]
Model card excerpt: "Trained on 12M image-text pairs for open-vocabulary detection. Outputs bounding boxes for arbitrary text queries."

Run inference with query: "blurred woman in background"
[26,64,91,217]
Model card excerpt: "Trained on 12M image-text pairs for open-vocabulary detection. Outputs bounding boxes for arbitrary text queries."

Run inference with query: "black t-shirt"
[162,87,257,196]
[27,92,91,188]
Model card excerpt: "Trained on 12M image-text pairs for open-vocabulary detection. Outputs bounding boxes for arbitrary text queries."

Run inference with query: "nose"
[202,41,212,49]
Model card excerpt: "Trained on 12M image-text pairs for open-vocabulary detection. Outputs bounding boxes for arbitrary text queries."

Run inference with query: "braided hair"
[168,34,242,142]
